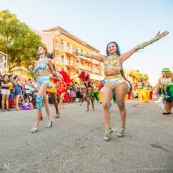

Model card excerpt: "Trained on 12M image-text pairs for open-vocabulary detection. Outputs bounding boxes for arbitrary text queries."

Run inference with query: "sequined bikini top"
[36,62,48,71]
[36,56,48,71]
[104,55,121,71]
[160,77,172,84]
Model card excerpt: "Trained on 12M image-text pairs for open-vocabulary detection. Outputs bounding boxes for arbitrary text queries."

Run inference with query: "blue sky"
[0,0,173,85]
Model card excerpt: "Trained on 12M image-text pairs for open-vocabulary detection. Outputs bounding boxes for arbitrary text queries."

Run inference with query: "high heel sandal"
[31,122,39,133]
[46,119,53,128]
[55,112,60,118]
[31,127,38,133]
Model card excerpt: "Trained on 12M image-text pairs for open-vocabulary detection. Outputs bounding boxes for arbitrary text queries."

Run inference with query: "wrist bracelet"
[30,69,35,76]
[151,37,159,42]
[151,38,156,42]
[146,41,151,45]
[138,44,144,49]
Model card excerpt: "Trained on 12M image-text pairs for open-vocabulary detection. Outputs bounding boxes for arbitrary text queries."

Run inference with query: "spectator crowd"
[0,71,103,112]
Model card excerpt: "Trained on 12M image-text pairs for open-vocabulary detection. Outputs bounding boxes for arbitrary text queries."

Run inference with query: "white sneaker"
[116,128,125,137]
[104,128,113,141]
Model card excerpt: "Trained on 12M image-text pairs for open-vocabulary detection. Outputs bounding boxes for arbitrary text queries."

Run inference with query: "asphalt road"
[0,99,173,173]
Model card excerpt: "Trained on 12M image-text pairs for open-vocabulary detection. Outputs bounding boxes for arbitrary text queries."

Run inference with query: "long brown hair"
[40,45,48,55]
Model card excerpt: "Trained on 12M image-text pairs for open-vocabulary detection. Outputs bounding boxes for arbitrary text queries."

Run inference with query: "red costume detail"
[57,81,67,95]
[53,78,58,84]
[98,83,104,92]
[78,71,90,82]
[58,70,72,84]
[57,70,72,103]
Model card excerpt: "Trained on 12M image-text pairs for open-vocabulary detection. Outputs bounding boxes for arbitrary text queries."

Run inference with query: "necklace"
[39,55,46,61]
[107,53,119,59]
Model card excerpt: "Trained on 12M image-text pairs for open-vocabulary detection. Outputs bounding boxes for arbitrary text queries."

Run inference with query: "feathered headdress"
[58,70,72,84]
[78,71,90,82]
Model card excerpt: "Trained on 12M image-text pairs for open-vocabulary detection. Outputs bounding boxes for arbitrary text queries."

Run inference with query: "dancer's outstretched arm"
[72,31,169,63]
[119,31,169,64]
[72,50,106,62]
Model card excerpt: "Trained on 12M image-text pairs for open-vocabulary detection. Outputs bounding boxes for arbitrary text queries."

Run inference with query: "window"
[61,42,64,49]
[67,56,70,64]
[75,60,82,68]
[61,55,64,63]
[87,52,92,61]
[91,65,93,72]
[72,46,77,52]
[67,43,70,51]
[53,38,59,48]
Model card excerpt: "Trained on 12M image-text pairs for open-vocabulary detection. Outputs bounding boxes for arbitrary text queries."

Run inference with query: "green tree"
[0,10,42,73]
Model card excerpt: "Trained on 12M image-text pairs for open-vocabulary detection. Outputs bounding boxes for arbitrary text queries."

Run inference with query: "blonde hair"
[163,71,173,79]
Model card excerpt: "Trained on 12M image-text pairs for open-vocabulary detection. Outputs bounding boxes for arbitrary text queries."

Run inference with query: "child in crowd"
[28,95,35,109]
[22,98,33,110]
[9,88,15,109]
